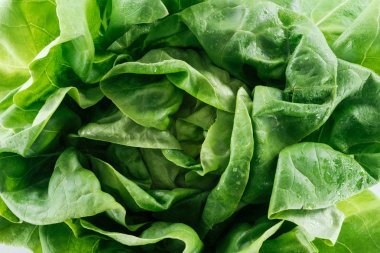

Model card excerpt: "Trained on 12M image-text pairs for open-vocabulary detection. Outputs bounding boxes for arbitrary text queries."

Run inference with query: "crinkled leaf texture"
[0,0,380,252]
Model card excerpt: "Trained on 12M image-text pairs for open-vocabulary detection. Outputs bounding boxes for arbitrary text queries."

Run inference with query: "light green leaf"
[0,88,80,156]
[0,0,59,98]
[261,226,317,253]
[269,142,376,242]
[333,0,380,75]
[0,218,41,253]
[81,220,203,253]
[40,223,100,253]
[314,190,380,252]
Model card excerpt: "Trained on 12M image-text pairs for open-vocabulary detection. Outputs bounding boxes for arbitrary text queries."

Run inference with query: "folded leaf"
[40,223,100,253]
[79,110,180,149]
[101,48,241,113]
[314,190,380,252]
[1,149,126,225]
[0,218,41,253]
[269,142,376,242]
[261,227,318,253]
[90,156,199,212]
[0,0,59,98]
[217,218,284,253]
[202,88,254,229]
[81,220,203,253]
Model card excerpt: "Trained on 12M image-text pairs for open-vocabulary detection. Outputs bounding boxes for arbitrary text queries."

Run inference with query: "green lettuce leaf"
[314,190,380,252]
[81,220,203,253]
[0,149,126,225]
[1,0,380,252]
[269,142,376,242]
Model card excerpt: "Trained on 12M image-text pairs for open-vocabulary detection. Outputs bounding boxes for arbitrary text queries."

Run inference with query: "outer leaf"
[13,0,115,109]
[1,149,126,225]
[325,70,380,154]
[0,218,41,253]
[242,86,331,203]
[181,0,338,100]
[314,190,380,252]
[269,142,376,242]
[0,0,59,97]
[40,223,100,253]
[0,198,19,223]
[0,88,80,156]
[310,0,372,45]
[81,220,203,253]
[273,0,372,45]
[56,0,115,83]
[333,0,380,75]
[180,0,289,82]
[261,227,317,253]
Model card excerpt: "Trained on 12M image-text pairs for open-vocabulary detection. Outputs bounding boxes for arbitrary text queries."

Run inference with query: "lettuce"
[0,0,380,252]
